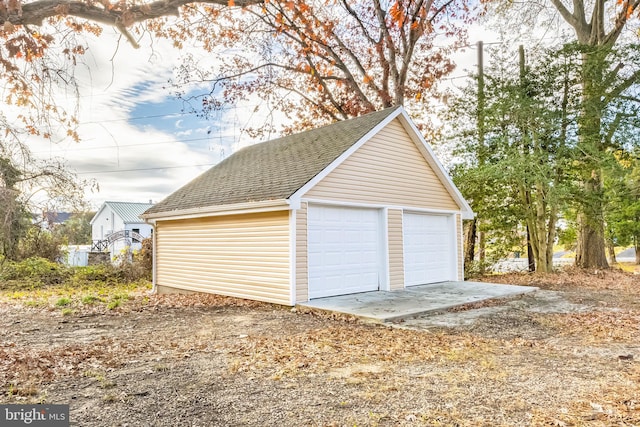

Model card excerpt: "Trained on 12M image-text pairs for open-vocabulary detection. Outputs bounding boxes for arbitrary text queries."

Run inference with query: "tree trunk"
[607,240,617,264]
[575,213,609,269]
[635,238,640,265]
[526,225,535,272]
[464,218,477,264]
[574,49,609,269]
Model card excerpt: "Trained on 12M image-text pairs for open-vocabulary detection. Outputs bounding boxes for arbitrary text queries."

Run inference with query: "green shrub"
[73,264,112,282]
[464,259,496,279]
[17,227,66,262]
[0,257,71,285]
[137,238,153,278]
[72,260,148,285]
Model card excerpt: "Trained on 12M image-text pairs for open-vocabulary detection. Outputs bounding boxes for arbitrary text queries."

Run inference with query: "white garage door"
[404,213,455,286]
[308,205,380,299]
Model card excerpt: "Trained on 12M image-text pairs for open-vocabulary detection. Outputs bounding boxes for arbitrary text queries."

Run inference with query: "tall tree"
[446,45,585,273]
[0,1,259,143]
[492,1,640,268]
[53,211,94,245]
[0,148,89,259]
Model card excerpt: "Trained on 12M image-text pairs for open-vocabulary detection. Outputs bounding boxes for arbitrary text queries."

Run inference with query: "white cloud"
[16,29,222,210]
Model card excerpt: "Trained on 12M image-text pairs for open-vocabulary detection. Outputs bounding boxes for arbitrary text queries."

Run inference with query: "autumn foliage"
[0,0,479,139]
[166,0,478,132]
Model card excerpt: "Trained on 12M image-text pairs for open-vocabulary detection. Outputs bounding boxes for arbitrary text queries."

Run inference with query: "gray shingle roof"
[106,201,155,223]
[145,107,401,216]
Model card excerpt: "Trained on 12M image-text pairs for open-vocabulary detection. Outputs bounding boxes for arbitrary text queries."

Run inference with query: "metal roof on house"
[103,201,154,223]
[145,107,402,216]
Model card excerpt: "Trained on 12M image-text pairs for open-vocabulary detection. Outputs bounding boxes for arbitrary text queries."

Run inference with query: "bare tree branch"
[604,68,640,104]
[549,0,588,41]
[5,0,261,27]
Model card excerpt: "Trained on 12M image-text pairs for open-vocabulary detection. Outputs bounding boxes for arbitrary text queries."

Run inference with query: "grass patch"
[24,300,44,308]
[0,280,150,311]
[107,300,121,310]
[81,295,102,305]
[55,297,71,307]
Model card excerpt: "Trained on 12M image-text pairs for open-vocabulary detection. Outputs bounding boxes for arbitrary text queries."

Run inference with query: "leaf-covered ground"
[0,268,639,426]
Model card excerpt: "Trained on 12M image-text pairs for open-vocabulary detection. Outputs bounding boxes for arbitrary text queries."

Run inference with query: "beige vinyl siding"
[388,209,404,290]
[295,202,309,302]
[456,214,464,280]
[155,211,291,305]
[305,119,458,210]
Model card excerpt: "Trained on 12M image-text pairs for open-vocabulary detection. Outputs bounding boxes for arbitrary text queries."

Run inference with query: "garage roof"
[144,107,401,216]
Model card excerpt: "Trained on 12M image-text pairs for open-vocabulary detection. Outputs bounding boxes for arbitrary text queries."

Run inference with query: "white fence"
[63,245,91,267]
[494,256,636,272]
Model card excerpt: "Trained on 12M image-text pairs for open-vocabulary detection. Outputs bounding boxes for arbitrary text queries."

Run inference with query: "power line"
[78,103,262,126]
[81,111,190,125]
[33,135,228,154]
[76,162,216,175]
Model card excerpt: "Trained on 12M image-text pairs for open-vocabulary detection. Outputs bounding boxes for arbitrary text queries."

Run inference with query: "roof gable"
[91,201,154,224]
[144,107,401,216]
[301,117,460,210]
[290,108,473,218]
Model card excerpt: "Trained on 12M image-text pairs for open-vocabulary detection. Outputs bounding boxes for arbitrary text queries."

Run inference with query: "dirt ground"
[1,268,639,426]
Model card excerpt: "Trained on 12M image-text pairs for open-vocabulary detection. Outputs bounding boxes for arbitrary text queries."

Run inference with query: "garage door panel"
[404,213,455,286]
[308,205,380,299]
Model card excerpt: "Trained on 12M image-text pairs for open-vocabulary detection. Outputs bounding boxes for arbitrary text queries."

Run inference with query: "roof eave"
[141,199,293,222]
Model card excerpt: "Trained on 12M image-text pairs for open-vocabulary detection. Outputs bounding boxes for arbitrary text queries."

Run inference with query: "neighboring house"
[33,212,72,230]
[91,201,154,256]
[142,106,474,306]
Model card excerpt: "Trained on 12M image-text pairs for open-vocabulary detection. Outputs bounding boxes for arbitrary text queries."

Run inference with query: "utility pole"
[476,41,486,273]
[519,45,536,273]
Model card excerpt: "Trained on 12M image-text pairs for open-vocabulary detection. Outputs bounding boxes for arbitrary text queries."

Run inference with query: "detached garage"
[142,106,473,306]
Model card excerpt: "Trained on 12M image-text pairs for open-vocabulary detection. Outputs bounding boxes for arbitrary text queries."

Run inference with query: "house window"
[132,228,140,243]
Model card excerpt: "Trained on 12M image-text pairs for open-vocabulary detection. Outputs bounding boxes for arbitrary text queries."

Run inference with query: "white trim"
[302,198,462,216]
[455,213,463,281]
[141,199,291,221]
[381,208,390,291]
[289,107,404,206]
[289,209,297,306]
[151,221,157,294]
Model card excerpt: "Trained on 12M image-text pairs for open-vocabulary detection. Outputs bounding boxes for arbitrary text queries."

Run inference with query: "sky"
[24,19,500,212]
[24,28,231,209]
